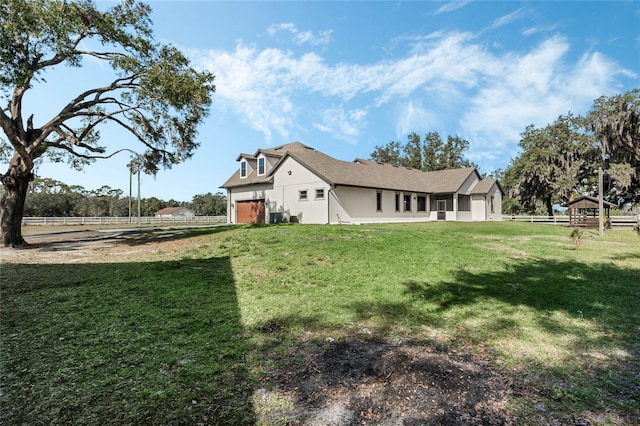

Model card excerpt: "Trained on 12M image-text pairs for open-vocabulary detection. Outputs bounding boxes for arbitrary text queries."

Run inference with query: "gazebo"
[563,195,616,228]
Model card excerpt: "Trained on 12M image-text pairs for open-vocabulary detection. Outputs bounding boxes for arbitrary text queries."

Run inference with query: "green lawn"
[1,222,638,424]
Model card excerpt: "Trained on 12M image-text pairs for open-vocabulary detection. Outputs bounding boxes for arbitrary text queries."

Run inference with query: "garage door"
[236,200,265,224]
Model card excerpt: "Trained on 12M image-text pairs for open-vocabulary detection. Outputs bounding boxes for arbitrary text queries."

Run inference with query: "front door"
[437,200,446,220]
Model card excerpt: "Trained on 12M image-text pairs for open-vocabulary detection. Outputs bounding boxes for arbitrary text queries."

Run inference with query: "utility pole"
[137,168,141,224]
[129,167,133,223]
[598,166,604,236]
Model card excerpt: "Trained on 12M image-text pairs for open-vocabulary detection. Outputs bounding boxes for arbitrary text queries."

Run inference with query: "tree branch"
[44,140,138,160]
[76,50,128,61]
[52,124,106,154]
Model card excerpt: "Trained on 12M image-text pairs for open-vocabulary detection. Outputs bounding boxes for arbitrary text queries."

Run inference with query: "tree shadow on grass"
[1,256,256,425]
[402,259,639,344]
[394,258,640,417]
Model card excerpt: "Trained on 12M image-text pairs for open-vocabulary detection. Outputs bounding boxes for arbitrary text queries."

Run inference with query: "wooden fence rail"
[22,216,227,226]
[504,215,639,228]
[21,215,638,228]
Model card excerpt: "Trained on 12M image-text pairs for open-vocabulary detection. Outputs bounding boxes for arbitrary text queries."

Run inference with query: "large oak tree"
[505,114,596,216]
[589,89,640,206]
[504,90,639,215]
[0,0,214,246]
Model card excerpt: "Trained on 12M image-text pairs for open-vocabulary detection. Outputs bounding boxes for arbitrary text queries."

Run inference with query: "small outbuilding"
[563,196,616,228]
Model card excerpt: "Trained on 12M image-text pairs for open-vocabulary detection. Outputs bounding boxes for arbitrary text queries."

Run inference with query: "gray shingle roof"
[221,142,494,195]
[470,178,495,194]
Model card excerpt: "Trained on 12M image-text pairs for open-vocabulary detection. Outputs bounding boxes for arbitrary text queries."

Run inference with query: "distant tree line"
[1,177,227,217]
[371,131,477,171]
[373,89,639,216]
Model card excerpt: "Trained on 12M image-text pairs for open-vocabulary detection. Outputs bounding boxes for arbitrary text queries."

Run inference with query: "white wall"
[471,195,486,221]
[469,184,503,221]
[456,173,479,221]
[330,187,430,224]
[457,210,473,221]
[486,184,502,221]
[272,157,330,224]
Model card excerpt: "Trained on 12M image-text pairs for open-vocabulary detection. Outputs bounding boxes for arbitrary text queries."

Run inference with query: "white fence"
[21,215,639,228]
[504,215,639,228]
[22,216,227,226]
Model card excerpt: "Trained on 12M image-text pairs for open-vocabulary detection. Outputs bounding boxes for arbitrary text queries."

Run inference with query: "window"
[257,157,265,175]
[395,193,400,212]
[458,194,471,211]
[490,195,495,213]
[315,189,325,199]
[299,190,308,200]
[403,194,411,212]
[417,195,426,212]
[376,191,382,211]
[240,161,247,178]
[431,194,454,211]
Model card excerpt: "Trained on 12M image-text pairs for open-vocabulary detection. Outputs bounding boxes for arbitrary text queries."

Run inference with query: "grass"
[1,222,639,424]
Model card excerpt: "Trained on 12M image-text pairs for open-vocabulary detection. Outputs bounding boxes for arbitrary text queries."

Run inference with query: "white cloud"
[489,8,527,30]
[267,23,333,46]
[313,106,368,143]
[194,30,627,153]
[522,24,560,36]
[199,44,299,142]
[459,35,624,169]
[433,1,470,15]
[396,100,440,137]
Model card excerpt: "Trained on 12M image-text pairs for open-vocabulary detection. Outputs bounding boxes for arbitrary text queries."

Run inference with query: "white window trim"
[240,160,247,178]
[257,157,266,176]
[299,189,308,201]
[315,188,325,199]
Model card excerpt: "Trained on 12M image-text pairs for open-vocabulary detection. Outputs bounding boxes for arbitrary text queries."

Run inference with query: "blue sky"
[24,1,640,202]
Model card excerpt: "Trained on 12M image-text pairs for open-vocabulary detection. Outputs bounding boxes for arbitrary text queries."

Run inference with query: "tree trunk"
[545,196,554,217]
[1,169,32,247]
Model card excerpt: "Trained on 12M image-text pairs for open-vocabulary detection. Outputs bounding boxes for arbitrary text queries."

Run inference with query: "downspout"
[227,189,233,224]
[327,185,334,224]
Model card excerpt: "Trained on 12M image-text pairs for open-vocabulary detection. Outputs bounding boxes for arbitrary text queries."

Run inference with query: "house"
[220,142,503,224]
[154,207,194,218]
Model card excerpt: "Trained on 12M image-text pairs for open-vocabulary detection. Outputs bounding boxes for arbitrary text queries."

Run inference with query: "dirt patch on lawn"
[256,338,520,425]
[1,228,197,264]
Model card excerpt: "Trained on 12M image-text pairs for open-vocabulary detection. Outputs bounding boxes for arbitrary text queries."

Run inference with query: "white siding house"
[155,207,194,218]
[221,142,503,224]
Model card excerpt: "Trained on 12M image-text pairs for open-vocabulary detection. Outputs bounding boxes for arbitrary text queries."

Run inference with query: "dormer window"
[240,160,247,178]
[258,157,265,175]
